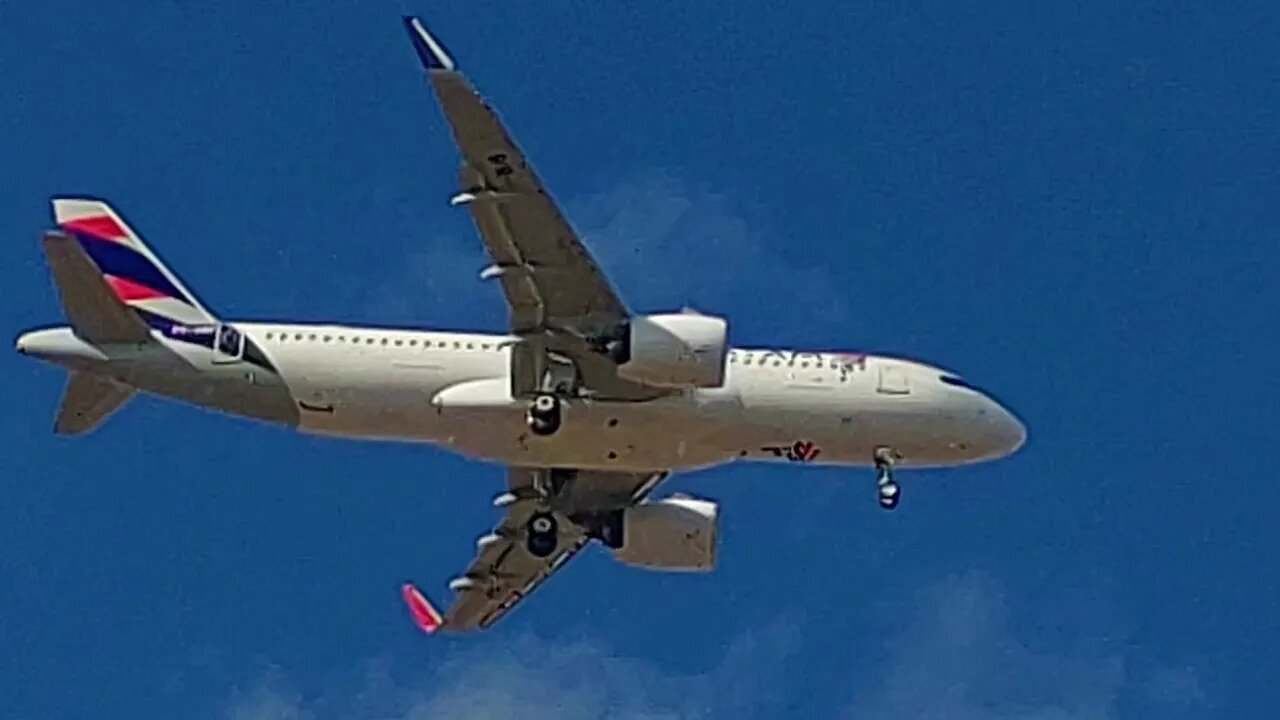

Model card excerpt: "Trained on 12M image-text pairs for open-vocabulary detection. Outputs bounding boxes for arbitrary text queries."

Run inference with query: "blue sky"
[2,1,1277,717]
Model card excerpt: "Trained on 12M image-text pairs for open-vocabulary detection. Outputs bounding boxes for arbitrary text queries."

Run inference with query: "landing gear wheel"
[877,481,901,510]
[874,446,902,512]
[526,512,559,557]
[526,394,562,436]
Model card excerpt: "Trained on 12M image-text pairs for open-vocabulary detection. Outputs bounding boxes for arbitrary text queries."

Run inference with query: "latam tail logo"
[52,198,216,328]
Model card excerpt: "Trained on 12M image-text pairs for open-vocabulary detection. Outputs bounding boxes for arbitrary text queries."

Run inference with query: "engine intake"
[607,496,718,572]
[616,313,728,389]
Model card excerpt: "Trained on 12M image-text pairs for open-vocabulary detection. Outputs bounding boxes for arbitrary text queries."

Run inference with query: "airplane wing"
[406,467,667,633]
[402,17,663,401]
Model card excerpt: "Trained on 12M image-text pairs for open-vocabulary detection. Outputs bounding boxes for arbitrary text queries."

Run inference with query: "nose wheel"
[875,446,902,511]
[526,393,562,436]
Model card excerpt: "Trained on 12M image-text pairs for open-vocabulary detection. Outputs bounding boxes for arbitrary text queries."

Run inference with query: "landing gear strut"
[526,393,562,436]
[875,446,902,511]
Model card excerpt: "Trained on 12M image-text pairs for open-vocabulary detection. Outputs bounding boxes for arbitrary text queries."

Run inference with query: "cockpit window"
[940,374,980,392]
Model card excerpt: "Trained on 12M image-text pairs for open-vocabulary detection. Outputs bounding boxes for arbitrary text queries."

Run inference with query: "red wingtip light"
[401,583,444,635]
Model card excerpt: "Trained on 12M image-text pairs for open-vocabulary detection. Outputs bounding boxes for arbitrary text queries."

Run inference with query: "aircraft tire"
[527,413,561,436]
[526,512,559,557]
[527,394,562,436]
[877,481,900,510]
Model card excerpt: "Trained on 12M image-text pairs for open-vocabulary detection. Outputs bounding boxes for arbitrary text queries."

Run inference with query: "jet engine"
[607,496,718,572]
[616,313,728,389]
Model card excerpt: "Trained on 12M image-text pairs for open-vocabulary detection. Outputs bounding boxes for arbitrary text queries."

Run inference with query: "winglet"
[402,16,455,72]
[401,583,444,635]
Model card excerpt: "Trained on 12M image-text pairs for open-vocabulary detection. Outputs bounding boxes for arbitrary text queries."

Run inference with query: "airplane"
[15,16,1025,634]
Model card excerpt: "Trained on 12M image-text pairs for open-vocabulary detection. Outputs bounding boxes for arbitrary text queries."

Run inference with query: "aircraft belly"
[292,372,458,440]
[437,398,743,472]
[267,342,467,440]
[118,365,300,426]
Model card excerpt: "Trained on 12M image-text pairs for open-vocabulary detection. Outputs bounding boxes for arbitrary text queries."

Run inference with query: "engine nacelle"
[608,496,718,572]
[616,313,728,389]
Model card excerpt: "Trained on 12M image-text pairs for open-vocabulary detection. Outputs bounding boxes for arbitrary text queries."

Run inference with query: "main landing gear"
[875,446,902,511]
[498,469,573,558]
[526,393,562,436]
[525,511,559,557]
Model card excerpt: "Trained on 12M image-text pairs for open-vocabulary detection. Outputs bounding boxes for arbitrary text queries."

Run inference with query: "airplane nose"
[939,373,1026,459]
[989,400,1027,456]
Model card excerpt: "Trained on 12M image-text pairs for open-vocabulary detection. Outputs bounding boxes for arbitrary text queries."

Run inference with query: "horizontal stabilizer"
[42,232,151,344]
[55,371,134,435]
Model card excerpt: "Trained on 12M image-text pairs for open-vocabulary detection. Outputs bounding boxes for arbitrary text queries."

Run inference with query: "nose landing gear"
[875,446,902,510]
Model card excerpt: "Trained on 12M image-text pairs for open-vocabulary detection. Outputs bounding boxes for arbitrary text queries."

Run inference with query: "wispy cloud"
[224,621,801,720]
[842,572,1126,720]
[569,171,851,323]
[224,571,1207,720]
[361,171,851,330]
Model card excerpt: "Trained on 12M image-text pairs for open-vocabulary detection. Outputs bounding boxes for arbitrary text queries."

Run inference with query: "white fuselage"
[18,322,1025,473]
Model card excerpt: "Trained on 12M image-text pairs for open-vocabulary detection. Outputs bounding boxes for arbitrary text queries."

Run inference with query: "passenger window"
[323,335,331,342]
[394,339,403,346]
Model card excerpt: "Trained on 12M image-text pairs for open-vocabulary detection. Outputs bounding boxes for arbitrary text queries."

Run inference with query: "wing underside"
[397,18,678,633]
[403,16,666,402]
[419,467,666,632]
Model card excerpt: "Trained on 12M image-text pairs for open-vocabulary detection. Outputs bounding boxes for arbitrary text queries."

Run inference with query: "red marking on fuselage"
[61,215,129,241]
[792,440,821,462]
[833,352,868,370]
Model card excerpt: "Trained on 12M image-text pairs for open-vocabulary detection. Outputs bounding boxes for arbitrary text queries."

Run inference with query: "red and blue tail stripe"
[52,198,217,328]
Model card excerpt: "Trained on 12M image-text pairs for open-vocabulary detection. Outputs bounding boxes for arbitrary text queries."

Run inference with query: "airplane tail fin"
[51,198,218,331]
[41,231,152,344]
[54,371,134,435]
